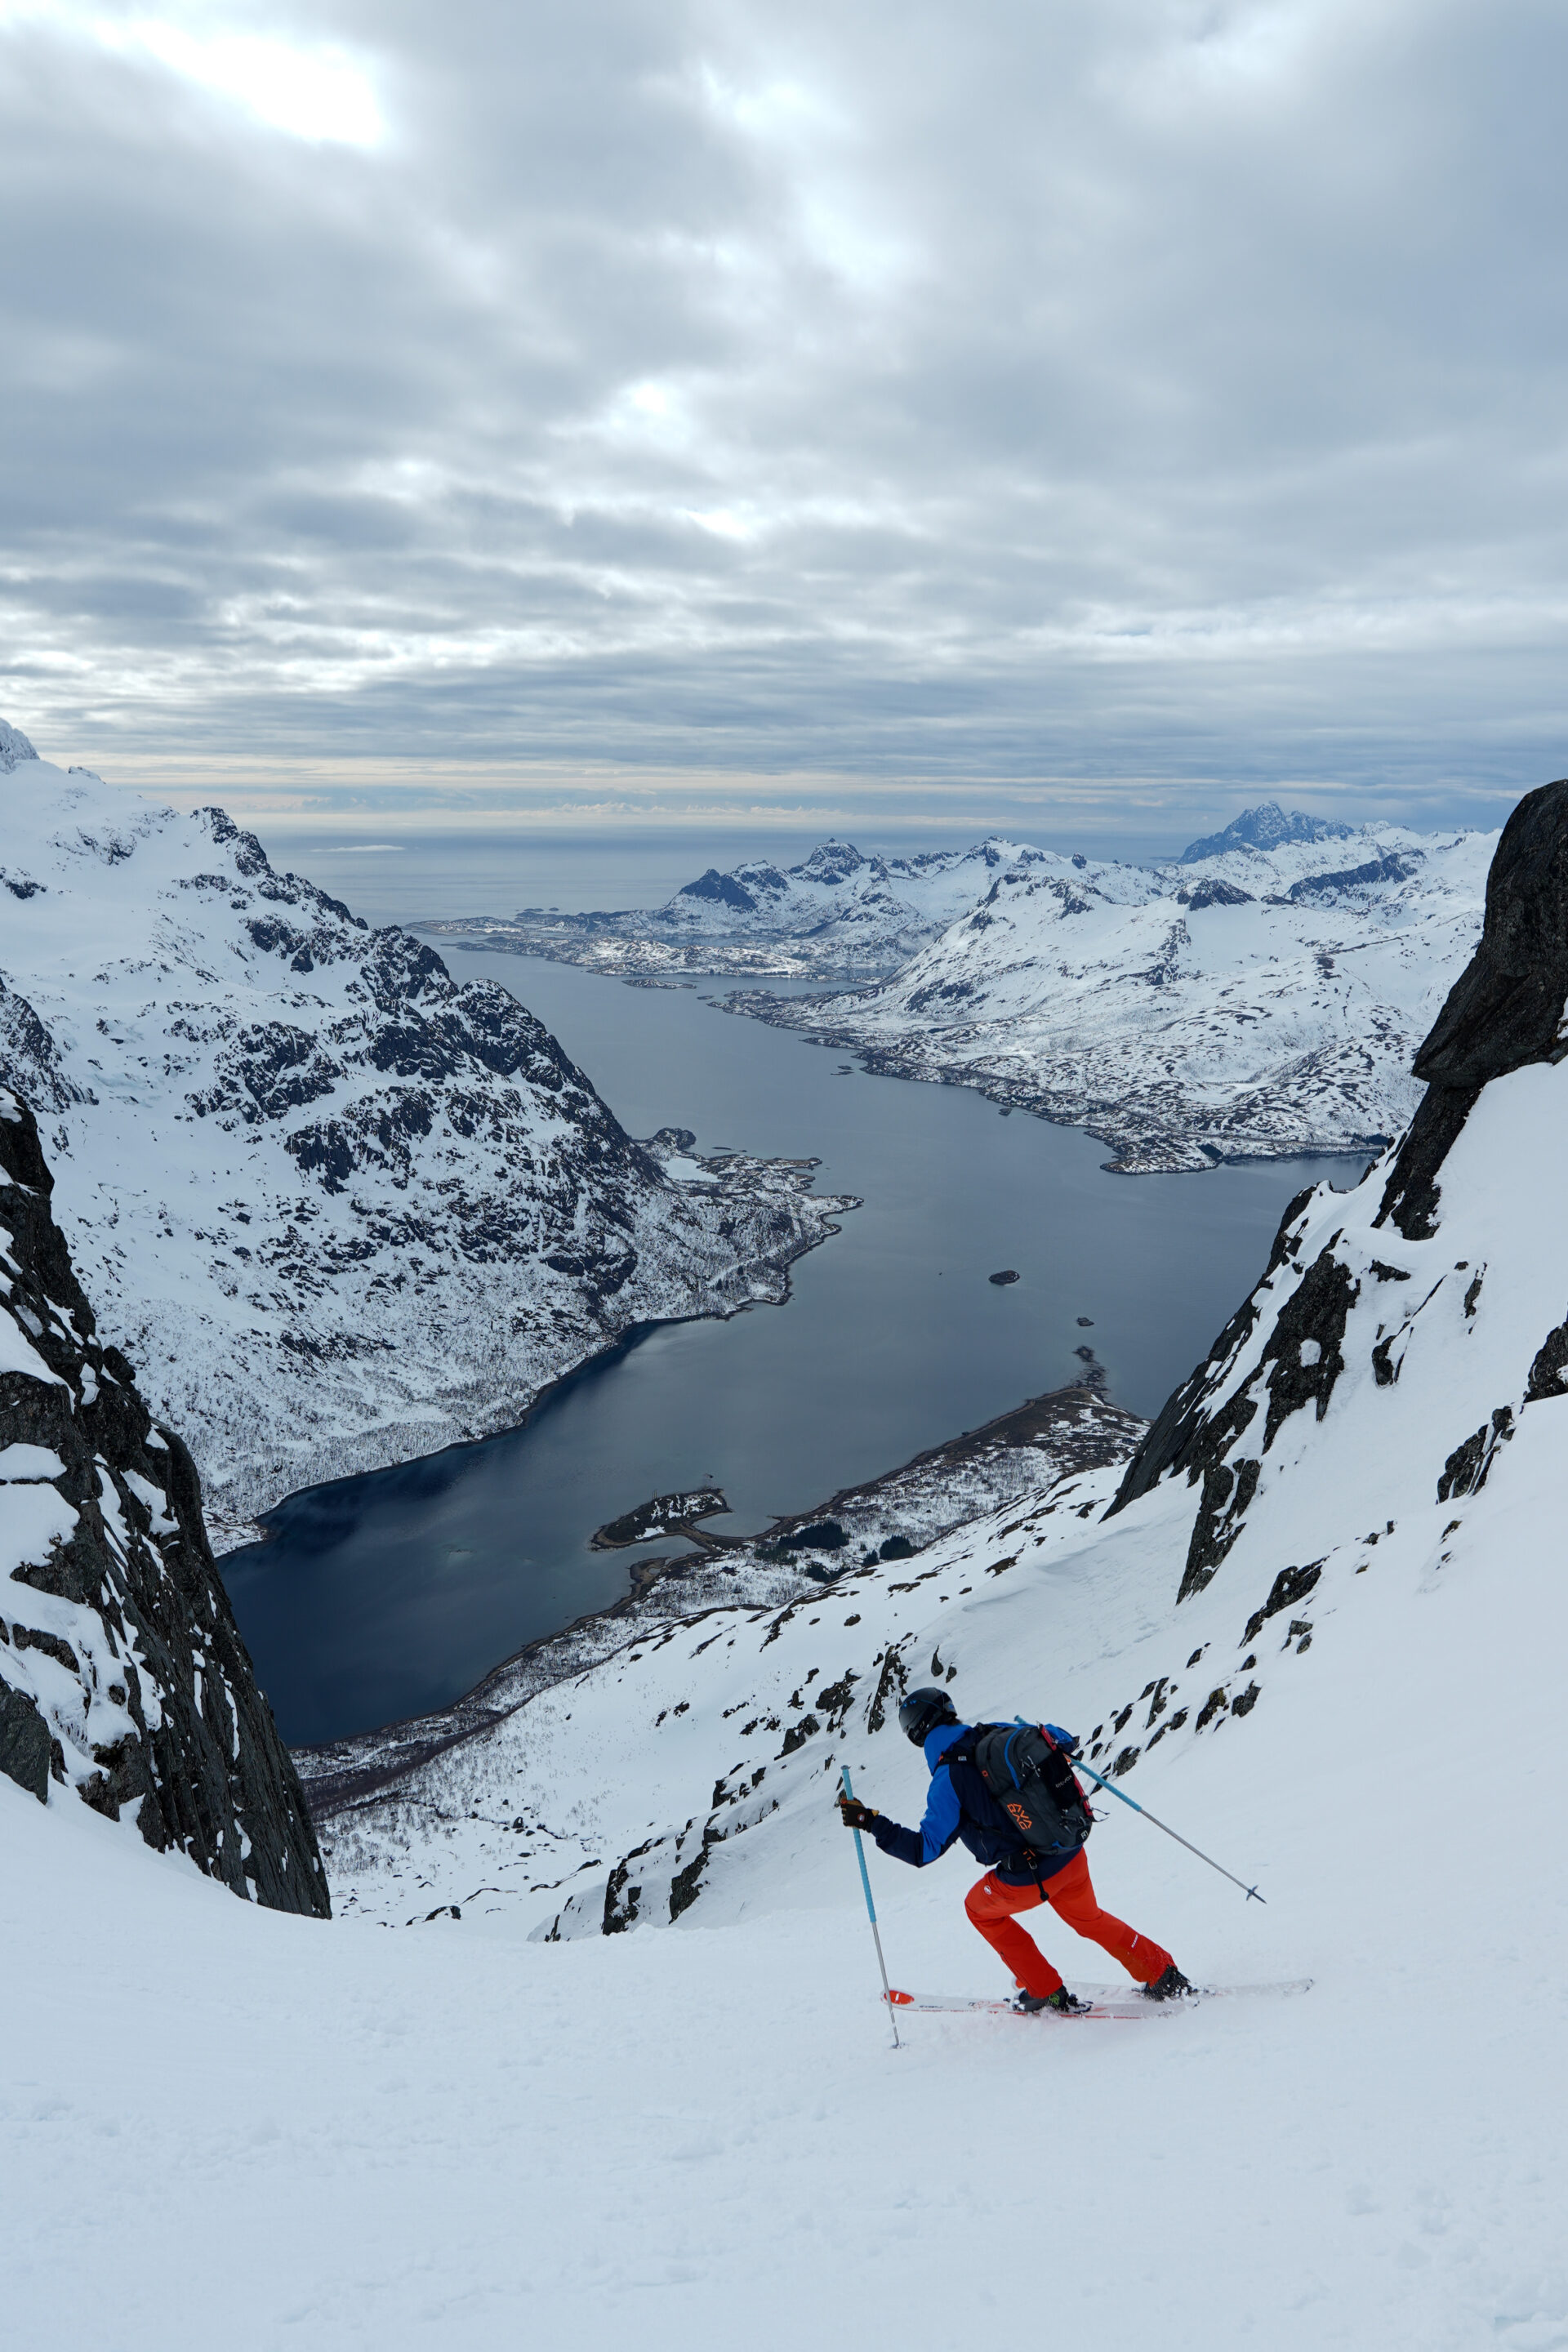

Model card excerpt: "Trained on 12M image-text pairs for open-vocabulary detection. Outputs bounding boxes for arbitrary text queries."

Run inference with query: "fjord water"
[223,951,1367,1747]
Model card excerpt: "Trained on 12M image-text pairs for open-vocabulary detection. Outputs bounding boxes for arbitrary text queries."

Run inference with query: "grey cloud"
[2,0,1567,838]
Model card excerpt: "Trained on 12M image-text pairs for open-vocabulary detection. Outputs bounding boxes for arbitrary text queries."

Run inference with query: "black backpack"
[955,1722,1094,1860]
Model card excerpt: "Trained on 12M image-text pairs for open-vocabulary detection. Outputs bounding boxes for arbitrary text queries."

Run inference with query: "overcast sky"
[3,0,1566,847]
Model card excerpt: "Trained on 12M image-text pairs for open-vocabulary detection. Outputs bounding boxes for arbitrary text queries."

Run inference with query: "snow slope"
[7,788,1568,2348]
[7,1664,1565,2352]
[742,818,1491,1169]
[0,728,850,1525]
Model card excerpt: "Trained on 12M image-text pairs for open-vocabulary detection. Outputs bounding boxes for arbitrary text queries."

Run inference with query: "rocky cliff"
[0,1088,327,1913]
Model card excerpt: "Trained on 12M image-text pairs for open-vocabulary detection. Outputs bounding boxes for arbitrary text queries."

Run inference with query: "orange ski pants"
[964,1850,1172,1999]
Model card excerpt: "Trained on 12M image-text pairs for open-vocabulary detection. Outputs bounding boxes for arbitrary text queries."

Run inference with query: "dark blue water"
[222,953,1367,1747]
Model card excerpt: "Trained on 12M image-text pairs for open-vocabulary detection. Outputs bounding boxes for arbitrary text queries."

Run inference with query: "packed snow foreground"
[7,776,1568,2347]
[0,722,851,1527]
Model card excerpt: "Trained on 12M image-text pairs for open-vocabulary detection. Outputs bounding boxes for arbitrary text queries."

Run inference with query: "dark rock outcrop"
[1108,1185,1315,1516]
[1288,853,1419,903]
[1377,778,1568,1238]
[0,1089,328,1916]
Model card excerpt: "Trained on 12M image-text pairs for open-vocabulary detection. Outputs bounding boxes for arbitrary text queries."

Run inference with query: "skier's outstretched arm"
[838,1766,961,1867]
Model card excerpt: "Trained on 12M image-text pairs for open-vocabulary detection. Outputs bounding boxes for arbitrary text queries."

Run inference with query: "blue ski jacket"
[870,1721,1081,1886]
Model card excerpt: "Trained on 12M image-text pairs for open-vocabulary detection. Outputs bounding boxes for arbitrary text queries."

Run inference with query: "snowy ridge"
[0,1088,325,1909]
[422,835,1089,979]
[1176,798,1354,861]
[0,743,852,1524]
[737,817,1491,1170]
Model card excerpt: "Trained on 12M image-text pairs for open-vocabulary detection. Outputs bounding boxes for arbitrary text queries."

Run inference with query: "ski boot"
[1016,1986,1093,2016]
[1140,1963,1194,2002]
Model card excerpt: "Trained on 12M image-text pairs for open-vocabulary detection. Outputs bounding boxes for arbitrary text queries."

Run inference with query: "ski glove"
[837,1796,880,1833]
[1044,1723,1079,1755]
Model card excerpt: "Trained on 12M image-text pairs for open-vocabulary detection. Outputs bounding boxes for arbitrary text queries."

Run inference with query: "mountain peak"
[796,839,866,880]
[1178,802,1356,862]
[0,718,39,773]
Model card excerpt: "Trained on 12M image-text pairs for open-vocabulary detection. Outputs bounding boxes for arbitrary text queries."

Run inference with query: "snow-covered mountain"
[8,785,1568,2347]
[307,783,1560,1946]
[0,728,851,1527]
[1177,799,1355,862]
[422,835,1079,979]
[738,816,1491,1169]
[0,1086,326,1909]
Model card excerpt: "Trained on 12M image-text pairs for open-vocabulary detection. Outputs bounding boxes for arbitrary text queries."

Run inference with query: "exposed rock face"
[1377,777,1568,1238]
[0,1087,328,1915]
[1104,776,1568,1610]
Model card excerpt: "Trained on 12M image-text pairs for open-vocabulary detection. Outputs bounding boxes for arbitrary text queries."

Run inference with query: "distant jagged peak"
[794,838,868,880]
[676,866,760,911]
[0,718,40,772]
[1178,800,1356,863]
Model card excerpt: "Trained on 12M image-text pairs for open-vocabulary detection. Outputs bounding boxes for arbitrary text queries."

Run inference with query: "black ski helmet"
[899,1686,958,1747]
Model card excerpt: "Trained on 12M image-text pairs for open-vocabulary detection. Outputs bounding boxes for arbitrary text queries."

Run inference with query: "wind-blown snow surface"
[0,733,849,1524]
[8,1087,1568,2343]
[737,822,1493,1169]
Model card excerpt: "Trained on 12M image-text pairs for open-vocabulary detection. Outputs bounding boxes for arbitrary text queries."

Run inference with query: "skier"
[838,1686,1192,2013]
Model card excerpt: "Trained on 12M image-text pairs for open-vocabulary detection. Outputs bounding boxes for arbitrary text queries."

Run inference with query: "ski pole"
[840,1766,901,2047]
[1072,1753,1266,1903]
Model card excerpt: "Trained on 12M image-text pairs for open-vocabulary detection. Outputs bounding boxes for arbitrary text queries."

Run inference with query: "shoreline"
[717,990,1392,1177]
[212,1147,858,1557]
[291,1379,1145,1823]
[432,932,1388,1180]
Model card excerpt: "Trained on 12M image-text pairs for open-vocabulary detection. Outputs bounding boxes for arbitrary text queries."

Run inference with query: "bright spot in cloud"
[17,9,389,146]
[687,508,752,541]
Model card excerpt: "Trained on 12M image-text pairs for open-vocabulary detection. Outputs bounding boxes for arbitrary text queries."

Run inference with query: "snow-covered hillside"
[423,835,1100,979]
[314,782,1566,1947]
[0,727,851,1526]
[741,815,1491,1169]
[7,785,1566,2350]
[0,1086,325,1910]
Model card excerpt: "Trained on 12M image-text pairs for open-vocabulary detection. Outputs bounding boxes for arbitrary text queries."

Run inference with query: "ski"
[886,1978,1312,2020]
[887,1989,1156,2021]
[1073,1977,1312,2002]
